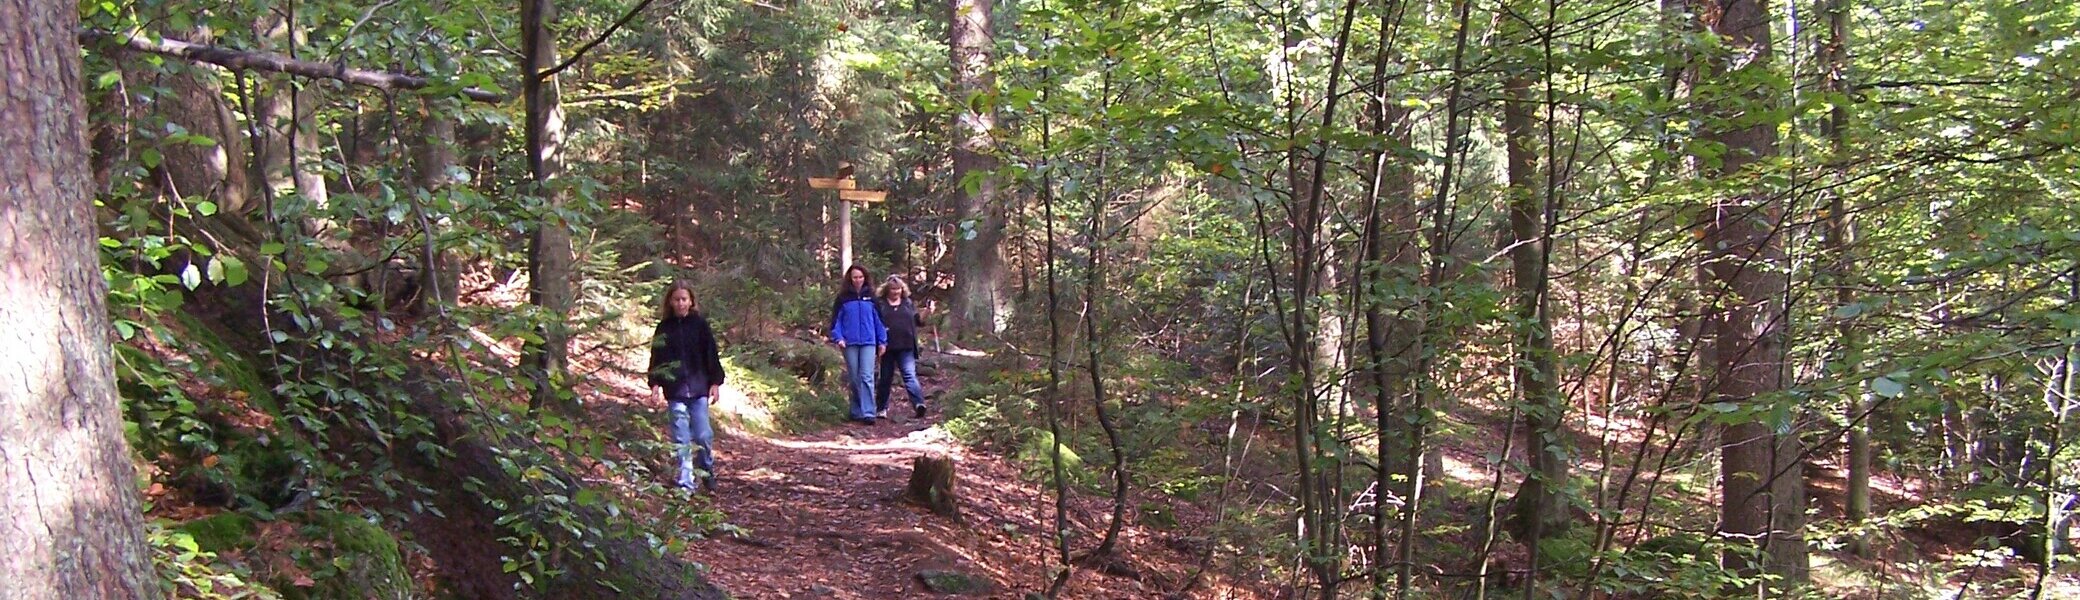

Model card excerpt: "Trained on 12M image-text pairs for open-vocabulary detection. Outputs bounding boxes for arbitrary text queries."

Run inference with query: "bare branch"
[81,28,505,103]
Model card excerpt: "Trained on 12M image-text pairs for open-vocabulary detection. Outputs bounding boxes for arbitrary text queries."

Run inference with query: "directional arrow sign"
[838,190,887,203]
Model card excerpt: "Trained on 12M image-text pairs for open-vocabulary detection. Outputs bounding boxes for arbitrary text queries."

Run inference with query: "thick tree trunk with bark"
[97,26,253,214]
[947,0,1009,337]
[1695,0,1806,588]
[248,14,329,235]
[248,16,332,239]
[524,0,575,412]
[0,2,162,597]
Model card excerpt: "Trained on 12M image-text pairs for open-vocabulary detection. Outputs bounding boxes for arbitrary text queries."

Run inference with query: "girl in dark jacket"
[649,280,726,491]
[874,275,928,419]
[829,265,888,424]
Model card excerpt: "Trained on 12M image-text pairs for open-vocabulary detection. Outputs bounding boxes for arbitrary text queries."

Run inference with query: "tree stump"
[904,454,961,519]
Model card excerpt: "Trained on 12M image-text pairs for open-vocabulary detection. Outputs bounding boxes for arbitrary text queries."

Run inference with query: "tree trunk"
[1503,68,1570,551]
[524,0,575,412]
[0,2,162,596]
[947,0,1009,337]
[905,454,962,519]
[1082,125,1131,558]
[1695,0,1805,588]
[416,98,462,310]
[252,98,332,240]
[248,14,331,238]
[102,26,252,214]
[1815,0,1868,559]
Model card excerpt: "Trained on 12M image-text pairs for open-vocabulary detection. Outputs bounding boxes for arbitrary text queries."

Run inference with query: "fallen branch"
[79,28,505,103]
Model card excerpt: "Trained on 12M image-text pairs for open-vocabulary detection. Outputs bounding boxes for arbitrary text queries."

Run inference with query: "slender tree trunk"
[2031,307,2075,600]
[1815,0,1868,559]
[1038,97,1075,599]
[0,2,162,596]
[1504,63,1569,553]
[1359,3,1417,596]
[948,0,1009,337]
[416,98,461,309]
[1082,73,1131,561]
[1694,0,1805,588]
[1406,2,1475,596]
[523,0,574,412]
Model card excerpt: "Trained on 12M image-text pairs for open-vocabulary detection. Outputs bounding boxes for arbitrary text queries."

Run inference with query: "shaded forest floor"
[584,347,1279,599]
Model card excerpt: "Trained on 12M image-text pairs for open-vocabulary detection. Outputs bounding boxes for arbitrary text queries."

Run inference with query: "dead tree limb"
[79,28,505,103]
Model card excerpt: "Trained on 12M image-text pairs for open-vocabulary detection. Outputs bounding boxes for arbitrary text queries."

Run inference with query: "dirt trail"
[634,350,1261,600]
[686,413,1052,599]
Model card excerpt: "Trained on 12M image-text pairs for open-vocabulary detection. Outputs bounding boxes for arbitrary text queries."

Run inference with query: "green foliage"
[150,519,284,600]
[271,511,411,600]
[1587,533,1749,599]
[716,352,850,436]
[69,0,2080,592]
[177,512,259,554]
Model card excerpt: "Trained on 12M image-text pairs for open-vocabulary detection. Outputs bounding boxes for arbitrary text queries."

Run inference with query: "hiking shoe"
[876,409,890,420]
[700,477,717,493]
[913,404,928,419]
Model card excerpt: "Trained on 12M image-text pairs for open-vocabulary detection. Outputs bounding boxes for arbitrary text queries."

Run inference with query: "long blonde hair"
[657,279,698,320]
[877,275,910,301]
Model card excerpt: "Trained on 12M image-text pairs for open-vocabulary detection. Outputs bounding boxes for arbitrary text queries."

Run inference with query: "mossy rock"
[915,569,993,595]
[1632,532,1708,559]
[270,511,412,600]
[1535,529,1599,579]
[1138,503,1179,530]
[174,311,281,414]
[178,512,259,553]
[718,354,848,436]
[220,437,302,509]
[754,337,844,385]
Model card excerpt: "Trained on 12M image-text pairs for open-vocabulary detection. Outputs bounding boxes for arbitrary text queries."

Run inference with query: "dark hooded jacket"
[649,313,725,400]
[876,298,923,351]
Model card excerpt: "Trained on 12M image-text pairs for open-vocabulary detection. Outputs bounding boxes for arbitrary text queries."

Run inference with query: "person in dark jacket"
[649,280,726,492]
[829,265,888,424]
[874,275,928,419]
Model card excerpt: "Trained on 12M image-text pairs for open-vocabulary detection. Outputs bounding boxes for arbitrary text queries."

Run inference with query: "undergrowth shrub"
[150,519,284,600]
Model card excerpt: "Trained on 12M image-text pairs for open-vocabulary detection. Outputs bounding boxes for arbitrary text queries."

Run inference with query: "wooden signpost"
[809,164,885,271]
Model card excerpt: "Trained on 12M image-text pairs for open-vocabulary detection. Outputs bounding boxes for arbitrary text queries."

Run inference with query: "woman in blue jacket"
[829,265,888,424]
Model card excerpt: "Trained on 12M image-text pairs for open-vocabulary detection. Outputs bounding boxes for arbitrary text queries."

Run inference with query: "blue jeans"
[842,344,879,420]
[875,348,926,414]
[667,396,714,488]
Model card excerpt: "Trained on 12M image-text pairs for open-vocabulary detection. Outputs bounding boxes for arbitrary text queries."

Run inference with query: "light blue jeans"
[841,344,879,420]
[667,396,714,488]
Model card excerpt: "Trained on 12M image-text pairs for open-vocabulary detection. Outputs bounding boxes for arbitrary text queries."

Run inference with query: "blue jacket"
[829,287,887,346]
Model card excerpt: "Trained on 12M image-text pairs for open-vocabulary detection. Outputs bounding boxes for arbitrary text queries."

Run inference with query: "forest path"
[680,357,1074,599]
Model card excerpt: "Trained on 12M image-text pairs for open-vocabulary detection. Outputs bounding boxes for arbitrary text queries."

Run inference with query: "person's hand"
[877,345,886,358]
[650,385,665,404]
[708,385,722,401]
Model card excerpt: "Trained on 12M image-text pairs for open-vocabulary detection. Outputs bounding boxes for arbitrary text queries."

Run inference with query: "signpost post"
[809,165,885,271]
